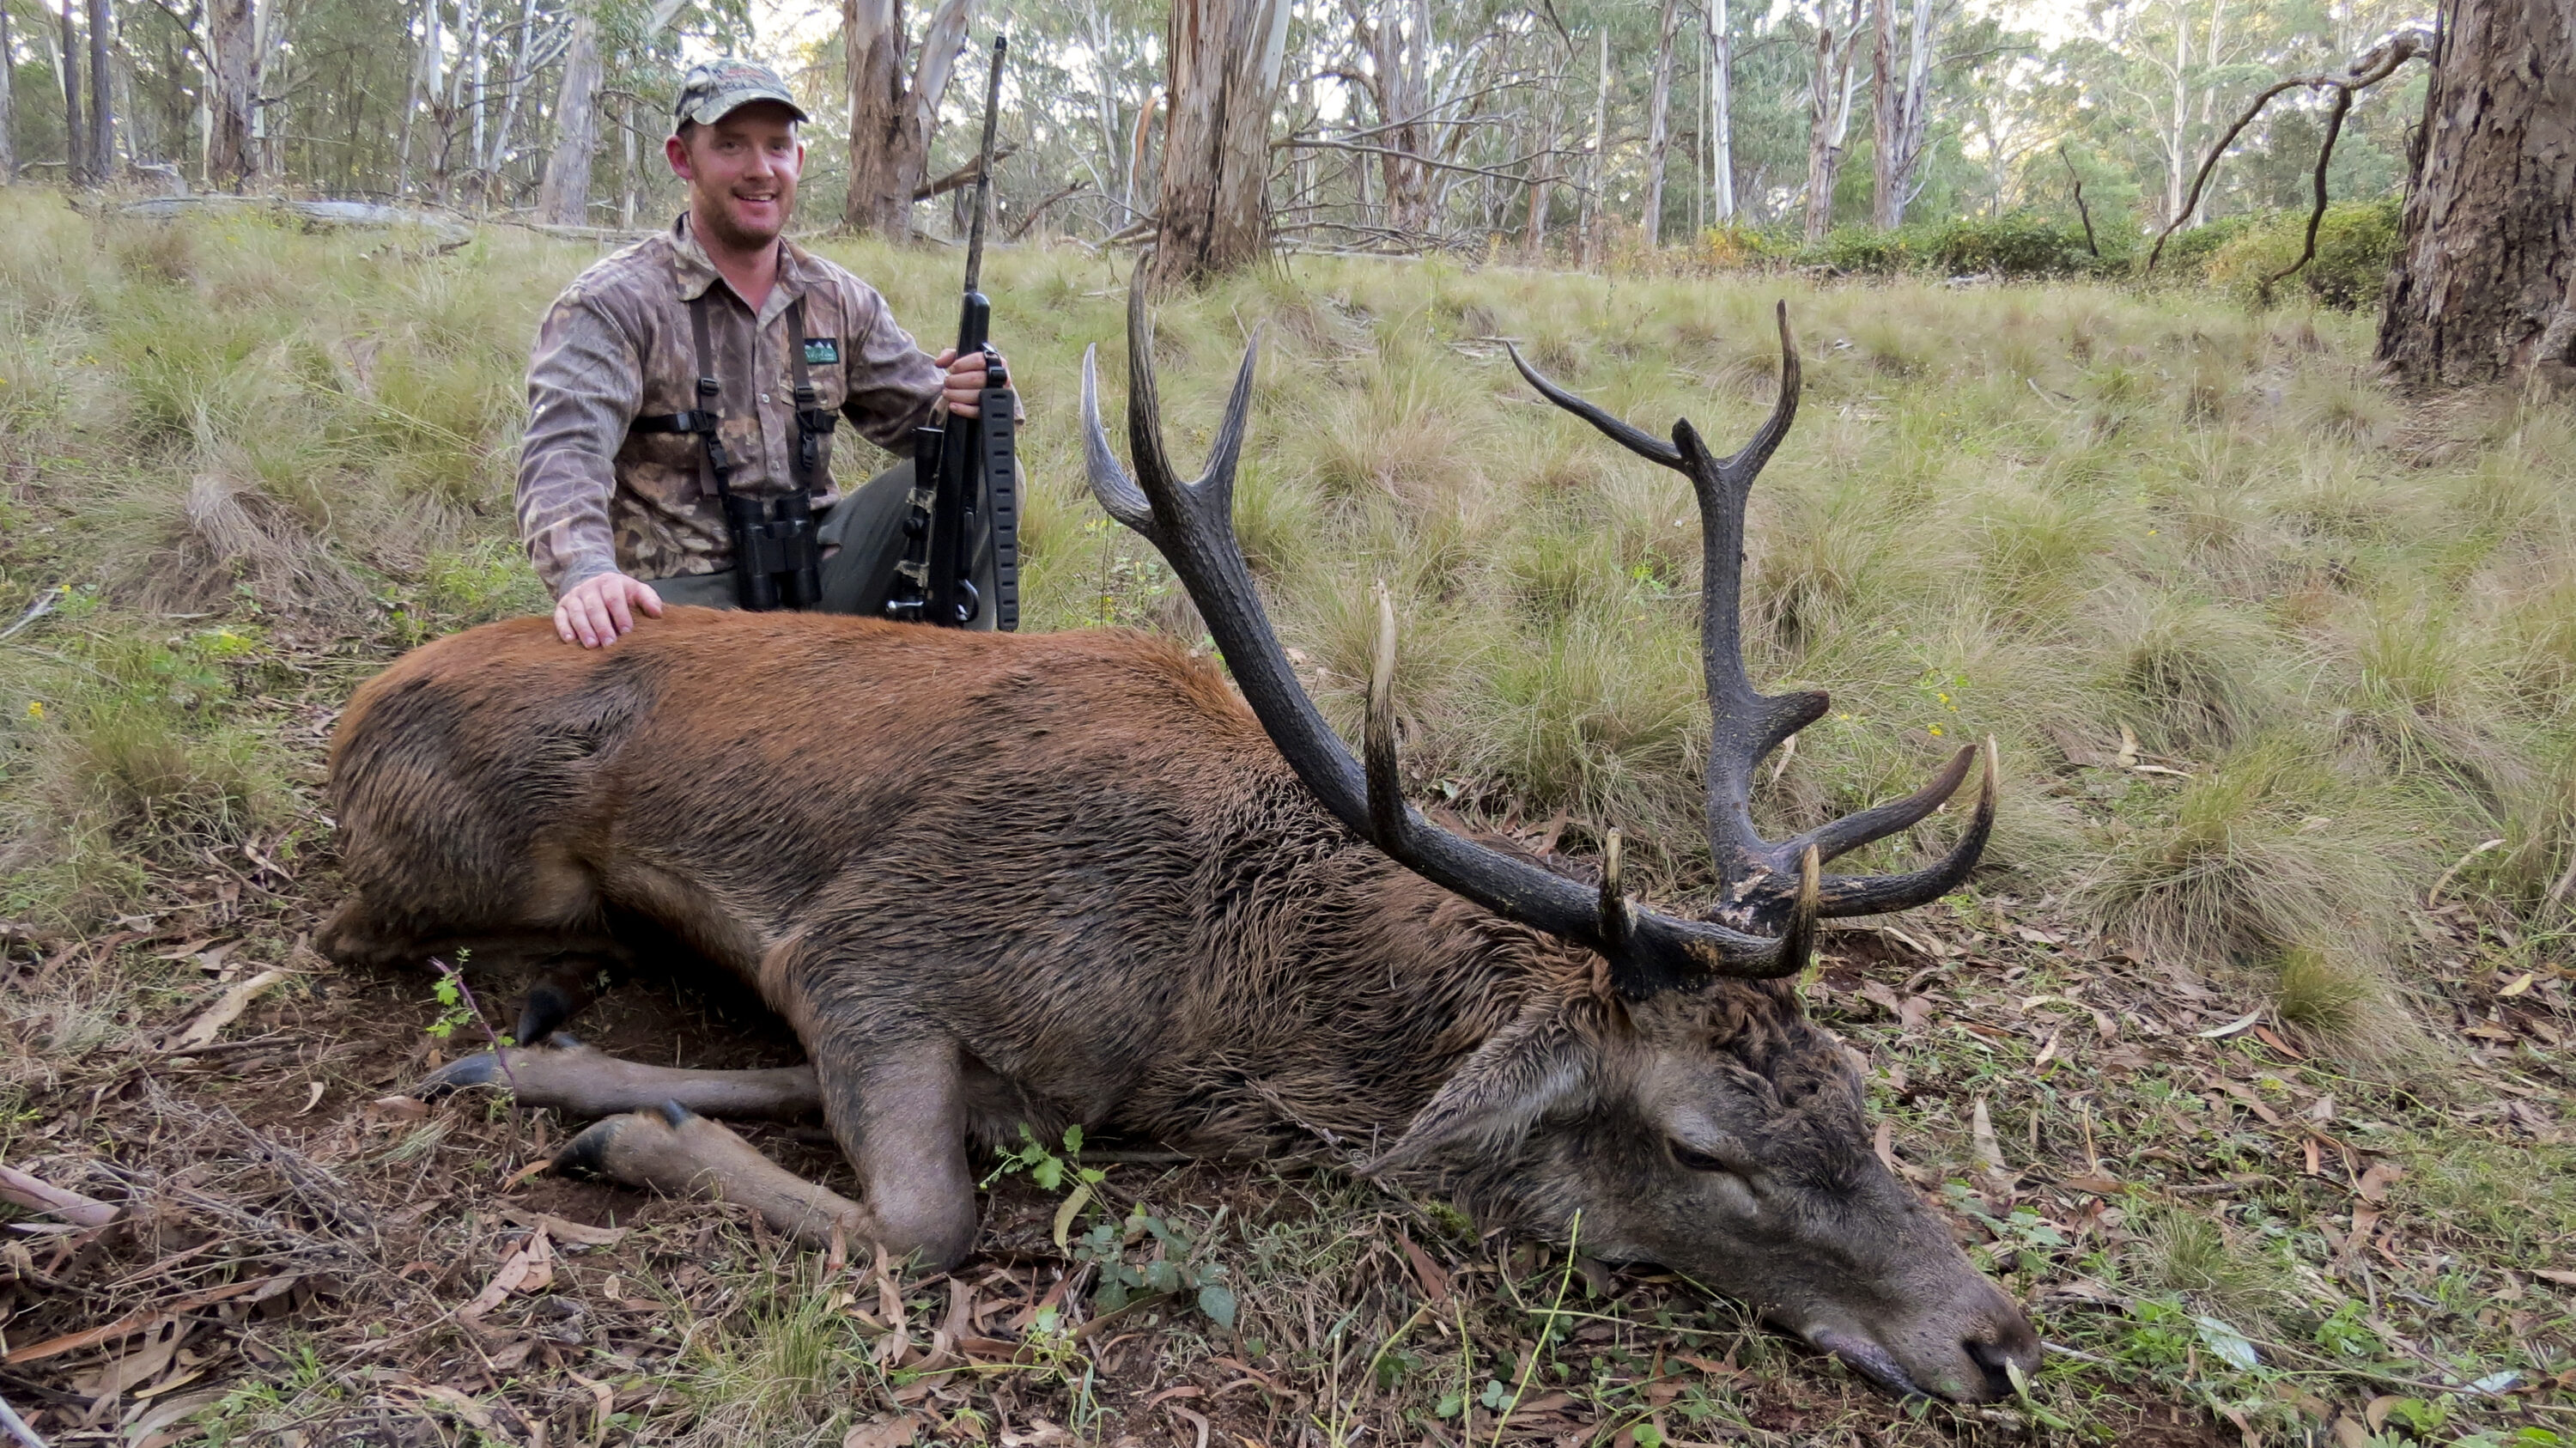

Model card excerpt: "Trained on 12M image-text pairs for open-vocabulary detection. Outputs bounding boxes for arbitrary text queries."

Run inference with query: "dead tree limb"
[914,145,1019,203]
[2058,145,2098,258]
[2267,82,2355,291]
[1274,137,1571,188]
[2144,28,2429,276]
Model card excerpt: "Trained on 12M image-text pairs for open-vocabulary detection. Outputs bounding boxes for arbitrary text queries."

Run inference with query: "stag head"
[1083,277,2038,1402]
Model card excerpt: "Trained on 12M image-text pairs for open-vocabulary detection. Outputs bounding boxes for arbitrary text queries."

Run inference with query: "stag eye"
[1668,1141,1743,1176]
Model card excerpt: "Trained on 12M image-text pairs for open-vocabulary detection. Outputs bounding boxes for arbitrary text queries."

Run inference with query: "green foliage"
[2204,198,2405,310]
[1797,213,2104,279]
[1068,1205,1236,1328]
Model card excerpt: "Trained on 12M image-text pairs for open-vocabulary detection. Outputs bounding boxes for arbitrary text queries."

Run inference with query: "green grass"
[2,189,2572,1447]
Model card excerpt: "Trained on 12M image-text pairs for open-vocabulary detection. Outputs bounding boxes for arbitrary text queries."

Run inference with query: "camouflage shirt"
[516,216,945,593]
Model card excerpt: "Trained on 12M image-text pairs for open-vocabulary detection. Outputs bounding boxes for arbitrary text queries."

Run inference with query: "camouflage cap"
[672,58,810,131]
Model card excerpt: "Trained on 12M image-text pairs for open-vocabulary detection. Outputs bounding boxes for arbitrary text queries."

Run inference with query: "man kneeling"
[515,58,1012,647]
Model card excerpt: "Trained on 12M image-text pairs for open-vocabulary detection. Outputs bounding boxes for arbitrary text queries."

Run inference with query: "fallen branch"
[1272,137,1570,189]
[0,1165,118,1229]
[115,196,475,246]
[2146,29,2430,277]
[914,145,1020,203]
[2267,82,2357,292]
[1006,182,1091,240]
[2,1275,293,1364]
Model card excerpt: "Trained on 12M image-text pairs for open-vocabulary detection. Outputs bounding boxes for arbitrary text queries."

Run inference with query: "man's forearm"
[521,297,643,597]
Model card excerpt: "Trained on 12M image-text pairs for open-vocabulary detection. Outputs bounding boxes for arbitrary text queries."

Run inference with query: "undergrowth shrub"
[2203,198,2403,311]
[1800,212,2102,279]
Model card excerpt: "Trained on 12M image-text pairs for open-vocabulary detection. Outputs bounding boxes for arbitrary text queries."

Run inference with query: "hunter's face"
[669,105,803,252]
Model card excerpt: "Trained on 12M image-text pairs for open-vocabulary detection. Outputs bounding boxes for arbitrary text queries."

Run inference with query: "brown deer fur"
[321,607,2037,1402]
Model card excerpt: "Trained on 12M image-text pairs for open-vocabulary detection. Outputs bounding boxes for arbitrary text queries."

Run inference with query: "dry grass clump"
[2074,733,2421,970]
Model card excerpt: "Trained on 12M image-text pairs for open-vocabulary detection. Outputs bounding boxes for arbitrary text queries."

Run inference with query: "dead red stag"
[318,292,2037,1402]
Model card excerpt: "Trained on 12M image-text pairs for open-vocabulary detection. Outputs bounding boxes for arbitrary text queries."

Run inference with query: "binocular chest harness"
[635,290,835,611]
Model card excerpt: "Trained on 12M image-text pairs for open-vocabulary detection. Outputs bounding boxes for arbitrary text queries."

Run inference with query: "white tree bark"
[1580,27,1606,264]
[844,0,978,237]
[396,0,443,196]
[538,6,601,224]
[1804,0,1863,241]
[1709,0,1735,223]
[0,3,15,185]
[208,0,257,187]
[1641,0,1680,243]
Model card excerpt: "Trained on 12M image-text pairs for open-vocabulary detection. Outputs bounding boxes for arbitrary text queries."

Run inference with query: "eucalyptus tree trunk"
[208,0,257,188]
[1578,27,1606,264]
[484,0,545,187]
[1870,0,1940,228]
[2376,0,2576,390]
[84,0,111,183]
[1708,0,1735,222]
[0,4,15,185]
[1803,0,1862,242]
[2163,8,2190,225]
[1523,84,1557,259]
[843,0,976,238]
[1640,0,1679,244]
[396,0,440,195]
[1149,0,1289,287]
[58,1,83,186]
[1351,0,1431,233]
[538,7,602,224]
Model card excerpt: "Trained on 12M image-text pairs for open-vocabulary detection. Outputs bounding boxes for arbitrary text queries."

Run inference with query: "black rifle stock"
[890,34,1018,630]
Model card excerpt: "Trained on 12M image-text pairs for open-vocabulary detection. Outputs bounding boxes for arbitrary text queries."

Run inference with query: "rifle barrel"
[961,36,1006,298]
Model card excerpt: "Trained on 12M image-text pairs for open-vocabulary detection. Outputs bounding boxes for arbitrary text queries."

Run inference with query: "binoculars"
[724,490,823,611]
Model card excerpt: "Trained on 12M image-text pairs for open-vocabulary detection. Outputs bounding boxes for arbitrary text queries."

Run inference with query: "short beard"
[693,193,787,254]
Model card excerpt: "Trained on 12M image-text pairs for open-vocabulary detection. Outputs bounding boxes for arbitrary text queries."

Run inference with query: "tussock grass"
[7,191,2576,1065]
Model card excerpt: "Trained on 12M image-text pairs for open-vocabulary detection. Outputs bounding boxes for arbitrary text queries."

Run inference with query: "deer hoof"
[416,1052,507,1100]
[552,1113,631,1179]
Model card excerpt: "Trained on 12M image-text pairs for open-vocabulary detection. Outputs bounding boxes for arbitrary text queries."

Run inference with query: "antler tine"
[1123,276,1185,502]
[1789,743,1976,867]
[1504,343,1685,468]
[1082,345,1157,538]
[1814,739,1997,918]
[1093,286,1817,995]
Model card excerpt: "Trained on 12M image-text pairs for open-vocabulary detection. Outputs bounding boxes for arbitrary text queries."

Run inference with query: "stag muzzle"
[1791,1274,2041,1403]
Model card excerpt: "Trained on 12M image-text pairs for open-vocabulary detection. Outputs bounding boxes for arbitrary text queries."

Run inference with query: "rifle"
[887,34,1018,630]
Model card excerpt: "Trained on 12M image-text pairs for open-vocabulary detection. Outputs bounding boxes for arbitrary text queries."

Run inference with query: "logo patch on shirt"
[802,338,840,366]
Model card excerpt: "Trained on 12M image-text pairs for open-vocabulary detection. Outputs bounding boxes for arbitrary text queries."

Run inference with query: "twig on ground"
[0,587,64,642]
[0,1392,51,1448]
[0,1165,118,1229]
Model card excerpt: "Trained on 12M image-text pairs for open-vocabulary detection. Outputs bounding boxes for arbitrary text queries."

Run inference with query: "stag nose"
[1965,1334,2025,1400]
[1953,1297,2044,1402]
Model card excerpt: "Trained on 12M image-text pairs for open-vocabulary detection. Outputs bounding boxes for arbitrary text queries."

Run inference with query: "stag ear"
[1365,994,1606,1174]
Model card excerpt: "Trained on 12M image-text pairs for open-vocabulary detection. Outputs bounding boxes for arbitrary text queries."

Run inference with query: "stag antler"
[1084,271,1814,996]
[1505,302,1995,933]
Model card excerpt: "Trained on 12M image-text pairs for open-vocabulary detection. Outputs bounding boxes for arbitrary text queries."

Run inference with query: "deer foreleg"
[554,1104,870,1249]
[419,1039,822,1119]
[814,1037,980,1270]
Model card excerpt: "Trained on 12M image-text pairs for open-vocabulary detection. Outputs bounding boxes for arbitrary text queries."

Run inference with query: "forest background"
[0,0,2435,294]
